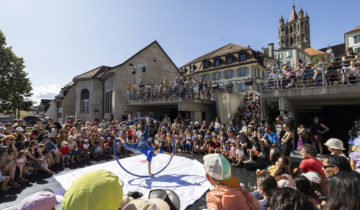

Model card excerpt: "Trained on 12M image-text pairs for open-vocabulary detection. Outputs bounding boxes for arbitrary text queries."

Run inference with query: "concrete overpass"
[261,83,360,140]
[126,97,216,122]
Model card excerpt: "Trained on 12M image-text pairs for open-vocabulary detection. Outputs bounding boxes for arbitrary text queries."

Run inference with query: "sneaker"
[258,152,264,157]
[244,159,255,164]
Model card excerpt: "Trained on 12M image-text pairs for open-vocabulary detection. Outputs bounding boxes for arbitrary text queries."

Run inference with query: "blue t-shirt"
[142,147,163,162]
[264,133,280,148]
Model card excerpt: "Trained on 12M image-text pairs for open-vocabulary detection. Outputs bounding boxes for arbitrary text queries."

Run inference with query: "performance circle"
[113,117,175,178]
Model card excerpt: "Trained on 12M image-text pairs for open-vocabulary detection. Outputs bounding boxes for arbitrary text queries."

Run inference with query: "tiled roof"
[304,48,327,56]
[181,43,249,68]
[319,43,345,58]
[346,25,360,34]
[74,66,110,80]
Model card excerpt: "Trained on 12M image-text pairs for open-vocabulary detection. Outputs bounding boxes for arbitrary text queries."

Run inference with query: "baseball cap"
[0,127,5,131]
[236,135,241,138]
[18,190,63,210]
[62,170,123,210]
[123,198,170,210]
[16,127,24,132]
[324,138,345,150]
[61,141,68,147]
[205,135,211,139]
[349,137,360,146]
[203,154,241,188]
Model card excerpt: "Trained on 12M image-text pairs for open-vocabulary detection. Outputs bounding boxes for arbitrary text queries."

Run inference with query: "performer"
[118,117,173,177]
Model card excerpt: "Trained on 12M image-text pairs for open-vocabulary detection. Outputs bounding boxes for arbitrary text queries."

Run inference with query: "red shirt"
[60,146,69,156]
[299,157,326,179]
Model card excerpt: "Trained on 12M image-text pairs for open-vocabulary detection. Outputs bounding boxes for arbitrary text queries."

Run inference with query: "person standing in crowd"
[309,117,330,155]
[203,153,260,210]
[281,123,294,157]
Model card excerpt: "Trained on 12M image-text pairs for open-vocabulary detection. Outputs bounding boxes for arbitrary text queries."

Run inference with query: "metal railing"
[127,84,215,101]
[263,66,360,90]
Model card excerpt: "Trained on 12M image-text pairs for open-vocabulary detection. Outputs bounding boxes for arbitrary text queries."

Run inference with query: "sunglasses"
[322,164,335,169]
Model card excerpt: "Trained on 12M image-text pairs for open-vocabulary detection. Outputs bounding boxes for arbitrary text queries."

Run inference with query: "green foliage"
[0,30,33,114]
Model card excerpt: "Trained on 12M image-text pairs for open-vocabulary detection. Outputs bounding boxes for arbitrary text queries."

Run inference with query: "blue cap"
[236,135,241,138]
[102,123,107,127]
[205,135,211,139]
[350,137,360,146]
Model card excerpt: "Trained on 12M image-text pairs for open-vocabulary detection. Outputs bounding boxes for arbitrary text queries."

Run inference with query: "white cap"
[324,138,345,150]
[16,127,24,132]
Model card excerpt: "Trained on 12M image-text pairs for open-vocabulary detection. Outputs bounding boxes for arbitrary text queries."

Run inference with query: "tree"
[0,30,33,118]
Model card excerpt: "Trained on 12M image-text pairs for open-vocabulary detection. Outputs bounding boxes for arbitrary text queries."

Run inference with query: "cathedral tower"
[278,4,310,50]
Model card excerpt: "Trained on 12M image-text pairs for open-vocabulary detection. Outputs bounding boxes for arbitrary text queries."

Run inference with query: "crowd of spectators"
[2,89,360,209]
[127,75,215,101]
[265,47,360,89]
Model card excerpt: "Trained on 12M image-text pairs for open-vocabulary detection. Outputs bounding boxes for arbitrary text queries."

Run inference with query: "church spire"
[289,2,298,22]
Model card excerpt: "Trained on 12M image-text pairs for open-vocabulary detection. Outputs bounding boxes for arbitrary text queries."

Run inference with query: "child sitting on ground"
[59,141,70,165]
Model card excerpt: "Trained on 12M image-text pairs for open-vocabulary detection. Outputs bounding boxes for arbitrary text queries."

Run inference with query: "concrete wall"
[44,100,58,121]
[113,42,180,120]
[62,85,76,122]
[75,79,104,122]
[215,89,244,125]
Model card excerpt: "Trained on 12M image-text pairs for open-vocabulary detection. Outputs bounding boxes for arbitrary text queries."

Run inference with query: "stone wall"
[75,79,104,122]
[112,42,181,120]
[62,85,76,122]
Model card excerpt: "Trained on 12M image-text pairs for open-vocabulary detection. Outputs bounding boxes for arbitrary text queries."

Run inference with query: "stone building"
[278,4,310,50]
[46,41,181,122]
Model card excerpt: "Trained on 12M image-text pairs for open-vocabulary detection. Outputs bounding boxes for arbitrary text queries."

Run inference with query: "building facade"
[345,25,360,54]
[181,43,268,93]
[46,41,181,122]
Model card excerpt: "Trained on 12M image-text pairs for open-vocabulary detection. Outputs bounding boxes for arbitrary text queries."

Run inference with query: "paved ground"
[0,152,303,210]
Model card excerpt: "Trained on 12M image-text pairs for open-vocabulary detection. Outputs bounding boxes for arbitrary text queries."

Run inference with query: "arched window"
[80,89,89,113]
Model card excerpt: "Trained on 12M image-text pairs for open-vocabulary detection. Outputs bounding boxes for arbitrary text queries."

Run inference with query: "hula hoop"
[113,117,175,178]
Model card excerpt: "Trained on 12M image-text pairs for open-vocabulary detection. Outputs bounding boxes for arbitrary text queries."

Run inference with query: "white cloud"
[31,84,62,105]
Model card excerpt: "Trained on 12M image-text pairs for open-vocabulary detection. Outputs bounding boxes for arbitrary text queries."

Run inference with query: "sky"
[0,0,359,104]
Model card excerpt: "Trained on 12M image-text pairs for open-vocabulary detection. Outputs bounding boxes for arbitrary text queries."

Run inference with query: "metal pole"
[321,61,325,86]
[276,61,280,89]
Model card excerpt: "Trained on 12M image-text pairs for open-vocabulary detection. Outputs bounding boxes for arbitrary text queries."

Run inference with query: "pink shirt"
[206,185,260,210]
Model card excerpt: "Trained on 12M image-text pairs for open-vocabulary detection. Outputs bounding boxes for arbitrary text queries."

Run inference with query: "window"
[105,91,113,113]
[239,54,246,61]
[214,58,220,66]
[238,83,247,92]
[354,35,360,44]
[287,61,291,67]
[274,54,278,59]
[224,70,234,79]
[211,72,222,80]
[80,89,89,113]
[287,51,292,58]
[279,53,283,59]
[190,64,195,72]
[203,60,209,69]
[202,74,210,81]
[226,56,233,64]
[236,67,249,77]
[355,47,360,54]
